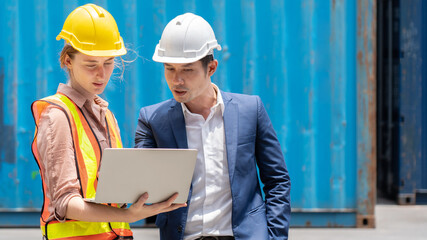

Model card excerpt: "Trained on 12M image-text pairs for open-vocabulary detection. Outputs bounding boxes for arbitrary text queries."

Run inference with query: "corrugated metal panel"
[398,0,427,205]
[376,0,427,205]
[416,0,427,204]
[0,0,376,227]
[398,0,422,204]
[422,0,427,197]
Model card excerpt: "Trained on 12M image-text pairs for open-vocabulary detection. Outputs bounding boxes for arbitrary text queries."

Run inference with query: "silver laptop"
[89,148,197,204]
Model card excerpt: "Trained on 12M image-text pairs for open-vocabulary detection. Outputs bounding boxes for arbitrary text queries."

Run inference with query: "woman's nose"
[97,66,105,79]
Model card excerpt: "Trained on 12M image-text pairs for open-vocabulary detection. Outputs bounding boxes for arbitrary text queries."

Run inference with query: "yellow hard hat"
[56,4,126,57]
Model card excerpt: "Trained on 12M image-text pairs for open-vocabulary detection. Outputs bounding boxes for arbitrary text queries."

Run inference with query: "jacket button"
[177,225,183,232]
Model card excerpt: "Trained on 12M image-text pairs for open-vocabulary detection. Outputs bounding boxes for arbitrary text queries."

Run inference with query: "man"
[135,13,291,240]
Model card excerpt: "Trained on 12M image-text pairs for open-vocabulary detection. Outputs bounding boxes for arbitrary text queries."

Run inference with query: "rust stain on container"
[356,0,377,228]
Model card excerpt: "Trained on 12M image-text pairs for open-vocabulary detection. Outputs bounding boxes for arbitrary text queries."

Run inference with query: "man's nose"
[172,73,184,84]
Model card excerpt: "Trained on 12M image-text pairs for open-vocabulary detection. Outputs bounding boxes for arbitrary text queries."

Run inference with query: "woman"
[31,4,185,239]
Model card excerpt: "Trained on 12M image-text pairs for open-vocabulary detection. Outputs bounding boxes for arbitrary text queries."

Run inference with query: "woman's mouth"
[93,82,104,87]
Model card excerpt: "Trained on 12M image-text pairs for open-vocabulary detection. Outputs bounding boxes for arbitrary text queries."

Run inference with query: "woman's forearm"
[66,196,134,222]
[65,193,186,223]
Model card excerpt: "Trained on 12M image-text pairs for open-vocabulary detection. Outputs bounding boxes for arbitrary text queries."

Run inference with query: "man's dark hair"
[200,54,214,73]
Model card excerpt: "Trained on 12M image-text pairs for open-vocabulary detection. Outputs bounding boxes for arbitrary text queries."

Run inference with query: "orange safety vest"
[31,92,133,240]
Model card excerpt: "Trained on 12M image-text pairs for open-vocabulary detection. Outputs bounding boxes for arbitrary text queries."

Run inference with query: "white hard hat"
[153,13,222,63]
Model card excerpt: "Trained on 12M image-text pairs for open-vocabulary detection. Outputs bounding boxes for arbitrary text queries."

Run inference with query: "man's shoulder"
[142,98,176,109]
[139,98,177,115]
[222,91,260,104]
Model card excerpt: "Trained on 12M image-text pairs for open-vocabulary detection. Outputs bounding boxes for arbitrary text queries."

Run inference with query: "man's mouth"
[174,88,188,96]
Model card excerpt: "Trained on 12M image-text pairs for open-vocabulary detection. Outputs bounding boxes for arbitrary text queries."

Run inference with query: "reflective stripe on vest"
[105,110,123,149]
[40,221,132,240]
[31,93,132,240]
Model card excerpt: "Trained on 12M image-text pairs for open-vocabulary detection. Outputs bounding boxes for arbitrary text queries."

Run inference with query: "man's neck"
[185,85,217,120]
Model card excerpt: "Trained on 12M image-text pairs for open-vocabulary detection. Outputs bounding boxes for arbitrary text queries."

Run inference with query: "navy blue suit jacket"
[135,91,291,240]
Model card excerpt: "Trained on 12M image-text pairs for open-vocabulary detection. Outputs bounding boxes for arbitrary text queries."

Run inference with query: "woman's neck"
[67,79,95,100]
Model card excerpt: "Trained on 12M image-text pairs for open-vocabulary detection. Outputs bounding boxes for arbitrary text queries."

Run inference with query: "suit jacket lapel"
[168,101,188,149]
[222,92,238,183]
[168,101,192,202]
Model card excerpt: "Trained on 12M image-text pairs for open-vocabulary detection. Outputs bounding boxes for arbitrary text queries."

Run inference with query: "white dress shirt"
[182,84,233,240]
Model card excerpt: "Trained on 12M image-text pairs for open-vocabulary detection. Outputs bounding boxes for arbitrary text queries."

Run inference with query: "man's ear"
[207,59,218,77]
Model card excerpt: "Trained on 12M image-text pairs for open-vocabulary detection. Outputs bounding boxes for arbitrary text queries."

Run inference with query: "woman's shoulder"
[38,104,71,129]
[36,105,73,151]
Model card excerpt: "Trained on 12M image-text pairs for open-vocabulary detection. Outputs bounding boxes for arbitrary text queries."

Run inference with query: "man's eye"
[183,69,193,72]
[105,62,114,65]
[86,65,96,68]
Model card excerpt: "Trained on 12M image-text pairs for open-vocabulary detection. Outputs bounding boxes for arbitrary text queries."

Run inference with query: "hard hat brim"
[57,34,127,57]
[152,44,221,64]
[152,54,206,64]
[78,47,127,57]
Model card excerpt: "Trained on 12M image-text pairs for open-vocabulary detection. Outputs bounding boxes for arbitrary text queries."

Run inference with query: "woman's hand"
[66,193,186,223]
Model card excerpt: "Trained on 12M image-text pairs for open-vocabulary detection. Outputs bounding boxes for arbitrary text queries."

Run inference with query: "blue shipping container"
[398,0,427,204]
[0,0,376,227]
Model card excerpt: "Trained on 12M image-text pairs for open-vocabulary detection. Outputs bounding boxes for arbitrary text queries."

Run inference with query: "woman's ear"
[64,54,73,70]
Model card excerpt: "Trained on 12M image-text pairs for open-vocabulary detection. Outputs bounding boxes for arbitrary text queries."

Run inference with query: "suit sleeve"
[134,107,157,148]
[254,96,291,240]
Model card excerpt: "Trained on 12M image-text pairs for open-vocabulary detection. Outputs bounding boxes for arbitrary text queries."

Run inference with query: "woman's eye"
[86,65,96,68]
[105,62,114,66]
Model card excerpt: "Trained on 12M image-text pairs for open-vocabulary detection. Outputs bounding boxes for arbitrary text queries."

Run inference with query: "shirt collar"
[181,83,225,116]
[56,83,108,109]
